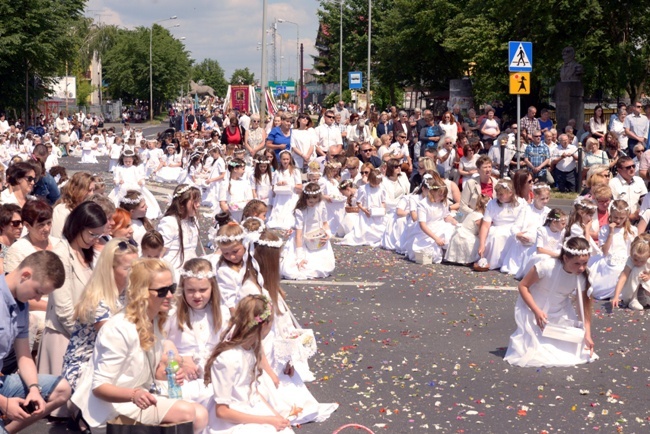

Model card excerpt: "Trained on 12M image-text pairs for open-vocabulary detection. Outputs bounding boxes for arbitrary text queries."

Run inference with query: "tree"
[102,25,191,113]
[0,0,85,119]
[192,59,228,96]
[230,68,255,85]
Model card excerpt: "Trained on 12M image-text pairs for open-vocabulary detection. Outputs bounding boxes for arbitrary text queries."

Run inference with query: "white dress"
[322,177,346,237]
[142,147,164,178]
[588,225,636,300]
[219,177,254,222]
[203,157,226,208]
[340,184,387,247]
[80,140,98,164]
[482,199,520,270]
[381,195,409,251]
[158,216,199,273]
[501,204,550,275]
[216,261,245,310]
[108,143,122,173]
[395,195,422,255]
[249,172,273,206]
[155,153,183,183]
[380,176,410,249]
[504,258,597,367]
[131,219,147,249]
[208,347,295,434]
[165,303,231,406]
[517,226,564,280]
[108,165,161,220]
[281,202,335,280]
[290,128,317,169]
[445,210,483,264]
[407,197,456,263]
[267,168,302,231]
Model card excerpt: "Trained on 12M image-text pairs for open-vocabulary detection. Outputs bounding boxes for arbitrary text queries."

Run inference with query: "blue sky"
[86,0,321,82]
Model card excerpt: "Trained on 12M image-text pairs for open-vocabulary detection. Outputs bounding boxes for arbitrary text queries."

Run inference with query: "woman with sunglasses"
[61,238,138,432]
[1,161,36,207]
[72,259,208,432]
[244,113,266,158]
[0,203,23,274]
[38,201,107,414]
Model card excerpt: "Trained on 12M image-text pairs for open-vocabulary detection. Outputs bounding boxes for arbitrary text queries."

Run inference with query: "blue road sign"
[349,71,363,89]
[275,85,286,95]
[508,41,533,72]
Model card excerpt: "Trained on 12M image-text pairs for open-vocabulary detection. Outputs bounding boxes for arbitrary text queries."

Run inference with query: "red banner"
[230,86,249,112]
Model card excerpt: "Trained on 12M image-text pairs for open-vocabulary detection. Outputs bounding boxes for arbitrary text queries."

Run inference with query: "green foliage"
[230,68,256,85]
[0,0,85,114]
[76,77,94,108]
[322,89,352,108]
[102,25,191,113]
[192,59,228,97]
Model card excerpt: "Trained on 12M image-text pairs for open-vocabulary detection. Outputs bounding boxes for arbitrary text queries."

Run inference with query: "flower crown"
[242,217,266,234]
[228,160,245,168]
[253,159,268,164]
[608,200,630,214]
[173,185,193,198]
[120,194,142,205]
[279,149,292,157]
[573,196,597,211]
[255,237,284,248]
[562,237,591,256]
[121,150,135,157]
[532,183,550,191]
[303,184,322,195]
[247,296,272,330]
[495,180,512,191]
[179,269,215,279]
[546,211,565,222]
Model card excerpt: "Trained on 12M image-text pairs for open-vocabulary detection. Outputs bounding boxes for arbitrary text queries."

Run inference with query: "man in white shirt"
[0,113,9,134]
[437,137,457,179]
[543,130,557,155]
[314,110,343,157]
[610,156,647,221]
[551,134,578,192]
[239,111,251,131]
[54,111,71,156]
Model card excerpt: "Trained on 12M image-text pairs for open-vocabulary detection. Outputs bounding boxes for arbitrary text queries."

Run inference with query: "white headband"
[173,184,193,198]
[179,269,215,279]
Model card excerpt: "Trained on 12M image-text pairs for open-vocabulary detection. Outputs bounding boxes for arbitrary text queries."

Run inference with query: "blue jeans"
[0,374,62,433]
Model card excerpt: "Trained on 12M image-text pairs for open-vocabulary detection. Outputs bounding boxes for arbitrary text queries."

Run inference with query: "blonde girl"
[158,184,201,272]
[406,177,457,263]
[612,234,650,310]
[281,183,335,280]
[340,168,387,247]
[219,158,253,222]
[445,194,490,265]
[250,153,274,205]
[267,150,302,232]
[212,222,248,312]
[477,178,520,269]
[588,199,637,300]
[516,208,568,279]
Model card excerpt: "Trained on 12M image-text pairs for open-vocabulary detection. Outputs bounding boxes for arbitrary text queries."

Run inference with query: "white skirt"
[325,199,346,238]
[267,192,298,231]
[395,219,418,255]
[80,149,98,164]
[500,235,535,275]
[407,220,456,263]
[484,224,513,270]
[381,212,407,251]
[588,256,625,300]
[155,166,183,183]
[281,233,335,280]
[445,226,479,265]
[339,213,385,247]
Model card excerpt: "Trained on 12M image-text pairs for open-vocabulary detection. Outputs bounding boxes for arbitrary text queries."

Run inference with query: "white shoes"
[628,298,644,311]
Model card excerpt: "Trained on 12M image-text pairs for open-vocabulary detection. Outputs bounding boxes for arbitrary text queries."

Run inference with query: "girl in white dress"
[407,177,458,263]
[108,150,162,220]
[155,144,183,183]
[79,134,98,164]
[219,158,253,223]
[380,160,410,249]
[240,229,338,424]
[107,136,123,173]
[501,183,551,275]
[611,234,650,310]
[203,146,226,208]
[517,209,568,280]
[204,295,295,434]
[338,180,358,237]
[445,194,490,264]
[477,179,521,270]
[565,196,601,255]
[158,185,201,273]
[395,173,432,255]
[179,153,204,186]
[250,153,274,206]
[340,169,387,247]
[588,200,636,300]
[267,151,302,232]
[322,161,346,237]
[165,258,231,406]
[504,236,597,367]
[212,222,248,313]
[281,183,335,280]
[119,190,154,247]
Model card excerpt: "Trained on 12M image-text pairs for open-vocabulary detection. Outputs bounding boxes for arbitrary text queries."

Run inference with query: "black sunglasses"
[9,220,23,228]
[325,115,334,119]
[150,283,177,298]
[117,239,138,250]
[24,176,36,183]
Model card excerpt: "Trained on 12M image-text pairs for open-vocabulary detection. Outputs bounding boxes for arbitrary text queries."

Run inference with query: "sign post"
[508,41,533,169]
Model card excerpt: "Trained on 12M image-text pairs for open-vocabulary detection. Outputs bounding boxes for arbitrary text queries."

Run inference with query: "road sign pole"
[517,95,521,170]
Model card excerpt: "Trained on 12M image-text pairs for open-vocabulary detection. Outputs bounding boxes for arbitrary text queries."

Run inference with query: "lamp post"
[261,0,268,127]
[277,19,299,103]
[366,0,371,115]
[150,16,177,122]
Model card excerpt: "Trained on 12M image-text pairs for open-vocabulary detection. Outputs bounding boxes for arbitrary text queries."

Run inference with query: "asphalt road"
[22,156,650,434]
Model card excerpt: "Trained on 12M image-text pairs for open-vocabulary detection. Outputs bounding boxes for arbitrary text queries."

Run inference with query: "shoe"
[628,298,644,311]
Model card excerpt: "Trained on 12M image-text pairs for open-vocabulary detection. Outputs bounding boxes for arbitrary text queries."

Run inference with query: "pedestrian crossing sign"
[509,72,530,95]
[509,41,533,72]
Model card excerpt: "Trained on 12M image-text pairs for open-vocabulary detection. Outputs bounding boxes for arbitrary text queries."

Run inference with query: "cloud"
[85,0,321,84]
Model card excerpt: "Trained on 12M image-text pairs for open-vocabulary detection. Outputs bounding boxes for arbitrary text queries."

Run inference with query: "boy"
[0,251,70,434]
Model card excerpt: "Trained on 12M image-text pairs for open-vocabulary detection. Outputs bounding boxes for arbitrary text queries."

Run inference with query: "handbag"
[274,308,317,366]
[541,277,586,352]
[107,415,193,434]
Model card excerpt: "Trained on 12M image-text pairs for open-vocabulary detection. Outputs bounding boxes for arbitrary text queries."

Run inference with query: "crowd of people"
[2,97,650,432]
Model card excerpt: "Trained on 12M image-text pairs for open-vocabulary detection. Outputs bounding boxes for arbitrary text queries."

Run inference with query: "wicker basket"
[414,251,433,265]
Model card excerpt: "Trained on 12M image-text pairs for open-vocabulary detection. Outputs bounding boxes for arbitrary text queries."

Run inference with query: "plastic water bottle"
[166,351,183,399]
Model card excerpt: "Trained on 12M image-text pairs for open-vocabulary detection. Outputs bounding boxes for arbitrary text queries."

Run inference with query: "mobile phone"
[20,401,37,414]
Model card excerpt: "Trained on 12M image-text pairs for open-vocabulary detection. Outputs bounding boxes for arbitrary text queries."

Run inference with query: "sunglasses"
[150,283,177,298]
[325,115,334,119]
[533,135,542,138]
[117,239,138,250]
[87,230,104,239]
[9,220,23,228]
[24,176,36,183]
[362,149,372,153]
[361,171,370,175]
[622,165,635,170]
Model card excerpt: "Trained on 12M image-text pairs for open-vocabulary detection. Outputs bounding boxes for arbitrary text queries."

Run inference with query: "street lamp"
[150,15,177,122]
[277,19,299,102]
